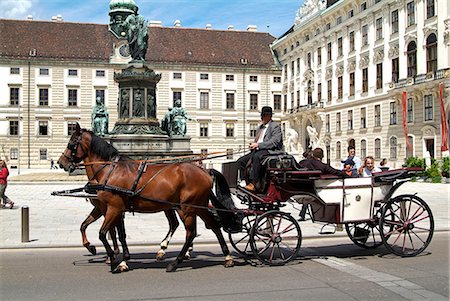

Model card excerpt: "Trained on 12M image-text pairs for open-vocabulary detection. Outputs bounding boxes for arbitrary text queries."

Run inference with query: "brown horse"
[58,123,237,272]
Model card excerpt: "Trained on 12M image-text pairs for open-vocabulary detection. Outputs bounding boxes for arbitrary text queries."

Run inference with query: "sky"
[1,0,305,37]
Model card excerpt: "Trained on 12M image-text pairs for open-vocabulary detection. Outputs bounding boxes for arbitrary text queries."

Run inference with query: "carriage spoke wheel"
[345,209,390,249]
[250,211,302,265]
[228,215,257,257]
[380,194,434,257]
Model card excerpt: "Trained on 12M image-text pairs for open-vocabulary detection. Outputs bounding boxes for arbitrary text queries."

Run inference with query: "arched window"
[390,136,397,159]
[336,141,341,160]
[426,34,437,73]
[361,139,367,159]
[375,138,381,159]
[407,41,417,77]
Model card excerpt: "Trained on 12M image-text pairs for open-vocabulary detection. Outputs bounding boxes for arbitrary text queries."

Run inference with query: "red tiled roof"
[0,19,277,68]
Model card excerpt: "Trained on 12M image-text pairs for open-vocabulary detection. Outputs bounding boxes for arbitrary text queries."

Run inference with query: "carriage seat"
[262,153,305,171]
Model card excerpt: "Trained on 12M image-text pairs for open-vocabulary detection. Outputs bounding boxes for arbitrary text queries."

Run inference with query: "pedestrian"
[0,159,14,209]
[379,158,389,171]
[50,158,55,170]
[358,156,382,177]
[341,146,361,169]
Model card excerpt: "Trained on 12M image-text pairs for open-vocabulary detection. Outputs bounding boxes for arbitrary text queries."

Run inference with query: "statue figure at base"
[92,96,109,136]
[161,107,173,135]
[307,125,320,149]
[170,99,193,136]
[286,128,299,153]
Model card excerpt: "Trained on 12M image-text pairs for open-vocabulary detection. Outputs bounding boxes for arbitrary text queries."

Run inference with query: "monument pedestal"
[108,62,193,159]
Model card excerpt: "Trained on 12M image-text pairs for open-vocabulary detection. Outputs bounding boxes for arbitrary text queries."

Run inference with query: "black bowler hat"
[261,106,273,116]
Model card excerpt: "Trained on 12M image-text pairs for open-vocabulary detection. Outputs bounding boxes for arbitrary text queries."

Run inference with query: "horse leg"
[176,209,194,259]
[109,226,120,255]
[198,210,234,268]
[156,209,179,261]
[99,209,127,273]
[116,213,130,263]
[80,206,102,255]
[166,214,197,273]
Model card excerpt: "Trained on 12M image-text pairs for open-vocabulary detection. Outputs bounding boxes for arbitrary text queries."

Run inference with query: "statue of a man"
[307,125,320,149]
[133,89,144,117]
[123,7,148,61]
[119,89,129,118]
[171,99,193,136]
[161,107,173,135]
[147,92,156,118]
[91,96,109,136]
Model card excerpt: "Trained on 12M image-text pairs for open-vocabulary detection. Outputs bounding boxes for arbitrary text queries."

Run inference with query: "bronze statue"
[161,107,173,135]
[91,96,109,136]
[170,99,193,136]
[119,89,130,118]
[147,91,156,118]
[123,7,148,61]
[133,89,144,117]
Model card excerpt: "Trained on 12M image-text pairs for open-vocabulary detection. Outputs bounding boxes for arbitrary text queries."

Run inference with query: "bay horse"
[58,123,237,272]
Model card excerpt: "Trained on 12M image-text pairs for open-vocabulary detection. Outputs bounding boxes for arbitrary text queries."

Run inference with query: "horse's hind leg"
[109,226,120,255]
[166,214,197,273]
[80,205,102,255]
[156,209,179,261]
[198,210,234,268]
[116,213,130,262]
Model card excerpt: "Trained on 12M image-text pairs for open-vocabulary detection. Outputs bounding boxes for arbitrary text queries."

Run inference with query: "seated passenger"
[358,156,382,177]
[342,158,359,177]
[237,106,283,191]
[298,148,344,177]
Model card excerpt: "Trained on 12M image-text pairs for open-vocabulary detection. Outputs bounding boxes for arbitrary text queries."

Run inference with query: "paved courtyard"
[0,169,448,250]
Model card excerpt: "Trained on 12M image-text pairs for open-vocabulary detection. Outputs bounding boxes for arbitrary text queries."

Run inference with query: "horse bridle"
[62,132,85,166]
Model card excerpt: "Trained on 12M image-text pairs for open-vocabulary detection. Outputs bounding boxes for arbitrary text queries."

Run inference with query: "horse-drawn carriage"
[222,154,433,265]
[55,125,434,272]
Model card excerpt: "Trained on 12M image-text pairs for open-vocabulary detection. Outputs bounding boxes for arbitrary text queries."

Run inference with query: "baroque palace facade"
[1,0,449,169]
[0,17,281,168]
[272,0,449,168]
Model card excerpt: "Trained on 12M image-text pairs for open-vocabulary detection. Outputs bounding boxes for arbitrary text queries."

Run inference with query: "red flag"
[439,82,449,152]
[402,91,412,151]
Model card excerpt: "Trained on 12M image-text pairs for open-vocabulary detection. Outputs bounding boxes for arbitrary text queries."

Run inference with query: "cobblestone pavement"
[0,170,448,250]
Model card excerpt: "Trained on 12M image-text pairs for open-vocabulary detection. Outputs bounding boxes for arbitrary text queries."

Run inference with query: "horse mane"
[88,131,119,160]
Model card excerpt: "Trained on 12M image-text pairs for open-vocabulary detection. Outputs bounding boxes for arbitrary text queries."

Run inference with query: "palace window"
[250,94,258,110]
[392,58,399,83]
[407,98,414,123]
[376,18,383,40]
[39,121,48,136]
[376,63,383,89]
[173,72,182,79]
[391,10,399,33]
[327,42,332,61]
[336,141,341,159]
[361,24,368,46]
[273,76,281,83]
[317,83,322,102]
[317,47,322,65]
[173,91,182,105]
[336,112,341,132]
[68,89,78,106]
[427,0,435,18]
[10,67,20,74]
[360,2,367,11]
[327,79,332,102]
[200,73,209,80]
[67,121,77,136]
[291,61,295,75]
[360,108,366,128]
[361,139,367,159]
[96,70,105,77]
[200,92,209,109]
[95,89,105,105]
[10,87,19,105]
[200,123,208,137]
[338,76,343,100]
[375,138,381,159]
[390,137,398,159]
[40,68,49,76]
[337,37,343,56]
[297,58,300,74]
[375,105,381,127]
[426,34,437,73]
[9,120,19,136]
[10,148,18,160]
[362,68,368,93]
[40,148,47,160]
[424,95,433,121]
[39,88,49,106]
[225,74,234,81]
[349,31,355,51]
[249,75,258,82]
[68,69,78,76]
[349,72,355,96]
[273,94,281,110]
[226,123,234,137]
[226,93,235,109]
[407,1,415,26]
[348,110,353,130]
[326,114,330,133]
[250,123,258,138]
[407,41,417,77]
[307,53,311,69]
[390,102,397,125]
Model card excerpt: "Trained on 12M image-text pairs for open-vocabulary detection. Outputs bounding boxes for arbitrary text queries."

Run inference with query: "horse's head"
[58,123,90,172]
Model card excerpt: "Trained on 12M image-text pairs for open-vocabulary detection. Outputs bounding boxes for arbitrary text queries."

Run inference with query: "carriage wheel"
[250,211,302,265]
[228,215,257,257]
[345,209,391,249]
[379,194,434,257]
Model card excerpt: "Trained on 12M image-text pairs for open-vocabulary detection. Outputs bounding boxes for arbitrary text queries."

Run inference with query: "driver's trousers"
[237,149,270,183]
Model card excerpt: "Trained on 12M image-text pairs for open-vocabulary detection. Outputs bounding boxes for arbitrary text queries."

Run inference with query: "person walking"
[0,159,14,209]
[237,106,283,191]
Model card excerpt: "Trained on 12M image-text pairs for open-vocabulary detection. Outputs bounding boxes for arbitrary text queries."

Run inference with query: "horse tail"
[209,169,242,233]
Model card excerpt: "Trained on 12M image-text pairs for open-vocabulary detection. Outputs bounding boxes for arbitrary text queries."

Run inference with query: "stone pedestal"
[108,62,192,159]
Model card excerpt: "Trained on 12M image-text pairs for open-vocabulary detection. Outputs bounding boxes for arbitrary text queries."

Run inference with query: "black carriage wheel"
[249,211,302,265]
[228,215,257,257]
[380,194,434,257]
[345,208,392,249]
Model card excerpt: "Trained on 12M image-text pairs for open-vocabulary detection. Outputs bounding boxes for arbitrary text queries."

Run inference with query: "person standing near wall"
[0,159,14,209]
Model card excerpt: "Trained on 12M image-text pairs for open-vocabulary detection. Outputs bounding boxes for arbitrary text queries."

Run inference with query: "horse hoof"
[88,246,97,255]
[111,261,129,273]
[166,262,177,272]
[105,257,112,265]
[224,259,234,268]
[156,250,166,261]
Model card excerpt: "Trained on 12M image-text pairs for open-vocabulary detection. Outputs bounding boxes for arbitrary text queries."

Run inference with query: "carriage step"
[319,223,338,235]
